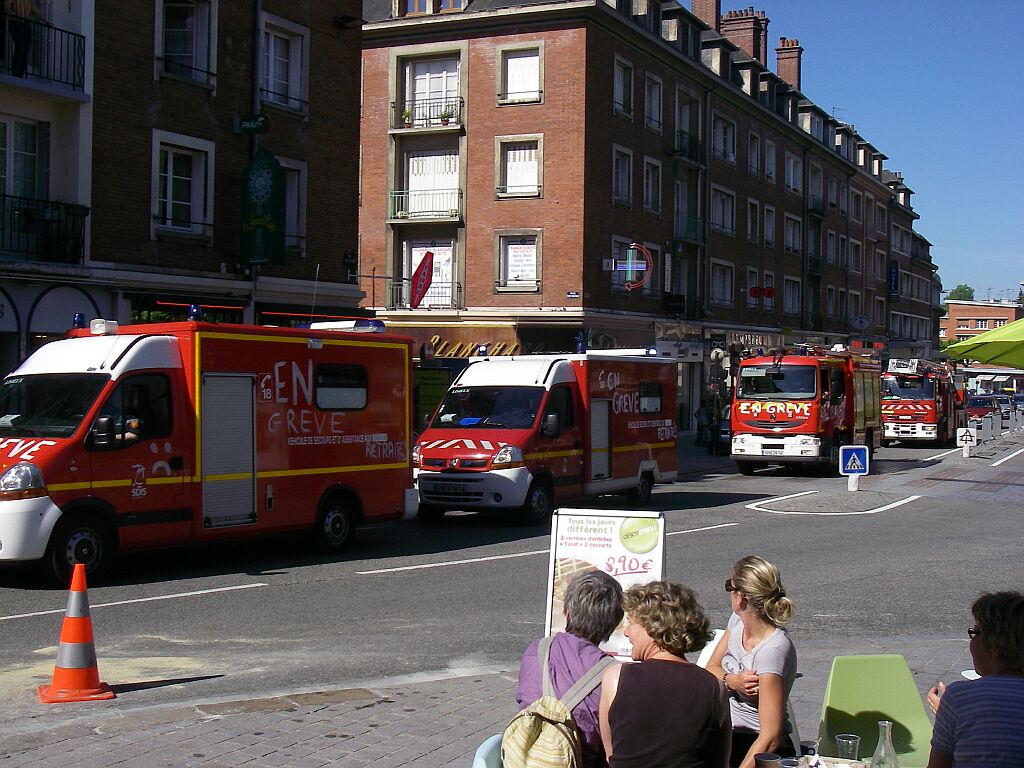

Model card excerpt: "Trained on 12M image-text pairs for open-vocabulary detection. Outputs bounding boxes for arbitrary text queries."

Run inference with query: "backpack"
[502,636,616,768]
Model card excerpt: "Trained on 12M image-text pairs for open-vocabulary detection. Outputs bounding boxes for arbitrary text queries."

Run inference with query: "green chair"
[818,654,934,768]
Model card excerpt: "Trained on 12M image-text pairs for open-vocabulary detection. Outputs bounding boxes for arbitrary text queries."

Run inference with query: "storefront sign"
[241,149,286,265]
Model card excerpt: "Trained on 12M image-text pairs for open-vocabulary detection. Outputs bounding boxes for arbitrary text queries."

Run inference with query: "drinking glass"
[835,734,861,760]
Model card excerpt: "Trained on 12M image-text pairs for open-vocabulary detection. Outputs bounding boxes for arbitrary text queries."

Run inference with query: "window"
[96,374,173,447]
[278,157,307,249]
[316,366,368,410]
[763,271,774,311]
[499,47,541,103]
[875,250,886,282]
[614,58,633,116]
[405,57,460,126]
[849,291,862,322]
[544,386,575,428]
[939,327,946,338]
[851,190,862,222]
[850,240,862,273]
[784,152,802,193]
[784,215,801,254]
[644,75,662,130]
[995,319,1008,328]
[496,232,540,290]
[748,133,760,175]
[827,231,836,265]
[710,186,735,235]
[976,319,989,329]
[838,289,847,320]
[156,1,217,84]
[712,114,735,162]
[643,158,661,213]
[497,138,540,196]
[839,182,848,214]
[261,13,309,112]
[642,243,660,298]
[746,267,759,308]
[876,203,887,232]
[763,206,775,246]
[0,117,48,199]
[612,146,632,204]
[783,277,801,315]
[839,236,847,268]
[747,200,759,242]
[956,319,970,328]
[764,140,776,181]
[710,260,734,306]
[611,238,633,292]
[826,286,835,318]
[405,240,454,306]
[151,130,214,237]
[639,382,662,413]
[875,297,885,325]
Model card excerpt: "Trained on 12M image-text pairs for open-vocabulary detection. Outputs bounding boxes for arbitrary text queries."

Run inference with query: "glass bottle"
[871,719,899,768]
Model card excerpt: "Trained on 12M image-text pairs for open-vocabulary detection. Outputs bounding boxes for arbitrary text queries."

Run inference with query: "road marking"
[745,490,818,512]
[924,447,962,461]
[0,583,268,622]
[746,491,923,516]
[357,522,739,575]
[991,447,1024,467]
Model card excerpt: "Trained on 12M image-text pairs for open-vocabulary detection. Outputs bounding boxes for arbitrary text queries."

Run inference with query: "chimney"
[692,0,720,31]
[775,37,802,91]
[720,7,770,66]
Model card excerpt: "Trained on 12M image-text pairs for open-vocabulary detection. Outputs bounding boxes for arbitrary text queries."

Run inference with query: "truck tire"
[736,461,756,476]
[43,512,114,588]
[314,497,357,553]
[627,472,654,506]
[520,480,553,525]
[417,504,446,523]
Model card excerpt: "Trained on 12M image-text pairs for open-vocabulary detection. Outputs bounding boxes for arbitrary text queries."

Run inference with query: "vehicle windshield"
[737,365,817,400]
[967,397,994,408]
[0,374,108,438]
[431,386,544,429]
[882,375,935,400]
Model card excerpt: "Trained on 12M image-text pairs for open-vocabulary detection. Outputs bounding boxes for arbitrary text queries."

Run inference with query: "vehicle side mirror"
[541,413,560,438]
[91,415,115,449]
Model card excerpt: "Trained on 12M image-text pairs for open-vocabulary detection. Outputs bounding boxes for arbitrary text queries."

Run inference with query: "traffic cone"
[37,563,115,703]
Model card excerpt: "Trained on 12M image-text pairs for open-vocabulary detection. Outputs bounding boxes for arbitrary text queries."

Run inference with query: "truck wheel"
[43,513,114,588]
[314,498,356,553]
[828,433,844,476]
[736,461,756,476]
[520,480,553,525]
[417,504,446,523]
[627,472,654,506]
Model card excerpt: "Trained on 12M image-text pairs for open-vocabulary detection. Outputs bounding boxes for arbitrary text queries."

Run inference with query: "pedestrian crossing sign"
[839,445,869,476]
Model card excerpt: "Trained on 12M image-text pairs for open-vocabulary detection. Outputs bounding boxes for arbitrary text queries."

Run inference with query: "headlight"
[0,462,47,500]
[492,445,524,467]
[411,443,421,467]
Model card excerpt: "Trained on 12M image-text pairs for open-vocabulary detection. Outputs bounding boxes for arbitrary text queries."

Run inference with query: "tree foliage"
[946,284,975,301]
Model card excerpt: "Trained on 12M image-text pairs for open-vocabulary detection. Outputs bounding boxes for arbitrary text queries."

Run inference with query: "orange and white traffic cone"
[37,563,115,704]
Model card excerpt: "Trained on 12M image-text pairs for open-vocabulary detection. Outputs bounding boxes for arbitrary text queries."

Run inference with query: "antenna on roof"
[309,263,321,325]
[831,106,845,119]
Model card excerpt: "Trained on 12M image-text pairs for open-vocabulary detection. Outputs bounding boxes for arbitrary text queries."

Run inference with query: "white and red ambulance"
[0,318,417,584]
[413,350,678,523]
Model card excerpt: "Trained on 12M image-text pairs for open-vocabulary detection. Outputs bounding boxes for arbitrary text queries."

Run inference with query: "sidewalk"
[677,430,735,477]
[0,635,970,767]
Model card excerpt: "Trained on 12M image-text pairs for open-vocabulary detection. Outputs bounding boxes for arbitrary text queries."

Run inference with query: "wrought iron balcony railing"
[807,194,825,216]
[675,216,703,243]
[392,97,464,129]
[673,131,703,163]
[0,194,88,263]
[388,189,462,221]
[388,276,463,309]
[1,16,85,91]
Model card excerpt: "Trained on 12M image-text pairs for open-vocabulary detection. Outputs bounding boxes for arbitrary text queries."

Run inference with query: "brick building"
[358,0,941,421]
[941,300,1024,343]
[1,0,363,375]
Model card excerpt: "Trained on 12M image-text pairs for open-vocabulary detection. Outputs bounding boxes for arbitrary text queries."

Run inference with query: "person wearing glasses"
[705,556,797,768]
[598,581,731,768]
[926,591,1024,768]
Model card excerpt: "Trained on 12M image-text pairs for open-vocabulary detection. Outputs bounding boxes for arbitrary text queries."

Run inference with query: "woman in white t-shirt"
[706,555,797,768]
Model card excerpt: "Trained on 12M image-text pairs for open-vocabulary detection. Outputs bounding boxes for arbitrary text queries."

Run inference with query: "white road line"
[745,490,818,512]
[750,492,922,516]
[358,522,739,575]
[991,447,1024,467]
[0,582,268,622]
[924,447,962,461]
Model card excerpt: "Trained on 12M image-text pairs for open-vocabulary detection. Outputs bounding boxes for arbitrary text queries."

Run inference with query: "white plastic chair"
[472,733,502,768]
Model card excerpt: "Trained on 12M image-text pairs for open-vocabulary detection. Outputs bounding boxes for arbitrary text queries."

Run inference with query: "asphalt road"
[2,437,1023,731]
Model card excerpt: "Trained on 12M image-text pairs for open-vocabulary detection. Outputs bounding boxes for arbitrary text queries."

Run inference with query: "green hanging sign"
[241,149,286,265]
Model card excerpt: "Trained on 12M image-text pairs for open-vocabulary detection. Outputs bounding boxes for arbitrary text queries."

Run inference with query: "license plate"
[763,449,784,456]
[433,482,463,493]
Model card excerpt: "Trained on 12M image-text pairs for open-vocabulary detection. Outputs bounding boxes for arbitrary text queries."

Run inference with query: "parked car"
[993,393,1013,425]
[1014,393,1024,408]
[965,395,999,421]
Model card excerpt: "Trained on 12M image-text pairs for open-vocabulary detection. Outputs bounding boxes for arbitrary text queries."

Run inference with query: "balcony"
[674,217,703,243]
[392,97,464,130]
[807,255,823,275]
[672,131,704,165]
[389,277,463,309]
[0,194,88,264]
[388,189,463,222]
[1,17,86,93]
[807,194,825,217]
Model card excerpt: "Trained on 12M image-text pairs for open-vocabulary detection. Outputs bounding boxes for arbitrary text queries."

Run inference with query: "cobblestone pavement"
[0,635,971,767]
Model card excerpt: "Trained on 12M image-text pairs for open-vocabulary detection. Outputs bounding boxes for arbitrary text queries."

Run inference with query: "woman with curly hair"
[598,581,730,768]
[706,555,797,768]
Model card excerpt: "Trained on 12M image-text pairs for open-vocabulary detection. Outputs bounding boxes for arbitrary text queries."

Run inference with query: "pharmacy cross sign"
[617,243,653,291]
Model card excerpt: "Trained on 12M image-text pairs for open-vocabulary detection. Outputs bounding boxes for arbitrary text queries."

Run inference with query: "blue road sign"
[839,445,869,476]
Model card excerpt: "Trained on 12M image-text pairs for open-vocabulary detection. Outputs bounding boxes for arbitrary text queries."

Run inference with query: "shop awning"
[993,375,1011,383]
[974,374,994,381]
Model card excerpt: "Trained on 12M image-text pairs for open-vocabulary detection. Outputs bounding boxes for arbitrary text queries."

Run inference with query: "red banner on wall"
[410,250,433,309]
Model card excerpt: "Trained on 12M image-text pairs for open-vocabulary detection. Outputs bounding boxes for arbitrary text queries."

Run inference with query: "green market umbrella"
[944,316,1024,368]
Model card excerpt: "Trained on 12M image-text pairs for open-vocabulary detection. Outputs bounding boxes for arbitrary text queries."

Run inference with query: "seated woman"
[927,591,1024,768]
[599,581,730,768]
[705,555,797,768]
[516,570,624,768]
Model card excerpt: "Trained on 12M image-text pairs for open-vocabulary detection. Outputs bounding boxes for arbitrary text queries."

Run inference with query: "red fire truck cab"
[413,351,678,523]
[0,318,417,584]
[881,358,965,445]
[730,347,882,475]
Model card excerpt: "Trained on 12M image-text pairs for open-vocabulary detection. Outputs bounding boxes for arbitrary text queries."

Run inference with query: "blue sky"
[758,0,1024,301]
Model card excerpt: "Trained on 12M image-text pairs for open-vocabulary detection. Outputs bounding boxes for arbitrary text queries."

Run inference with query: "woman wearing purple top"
[516,570,624,768]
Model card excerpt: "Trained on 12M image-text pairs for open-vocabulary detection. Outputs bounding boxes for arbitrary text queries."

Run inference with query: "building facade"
[1,0,364,375]
[358,0,941,423]
[941,300,1023,343]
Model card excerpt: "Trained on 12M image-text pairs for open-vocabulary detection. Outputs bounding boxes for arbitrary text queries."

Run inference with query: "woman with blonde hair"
[706,556,797,768]
[599,581,731,768]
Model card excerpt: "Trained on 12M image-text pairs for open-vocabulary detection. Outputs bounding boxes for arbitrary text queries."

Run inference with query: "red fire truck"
[413,351,678,523]
[730,346,882,475]
[881,358,965,445]
[0,318,417,584]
